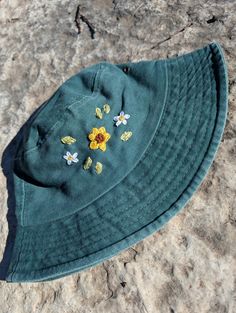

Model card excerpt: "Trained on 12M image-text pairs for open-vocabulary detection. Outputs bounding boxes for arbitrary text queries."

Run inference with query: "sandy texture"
[0,1,235,312]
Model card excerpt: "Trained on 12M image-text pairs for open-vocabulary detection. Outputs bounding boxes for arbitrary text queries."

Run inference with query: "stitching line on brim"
[12,51,213,255]
[8,43,228,282]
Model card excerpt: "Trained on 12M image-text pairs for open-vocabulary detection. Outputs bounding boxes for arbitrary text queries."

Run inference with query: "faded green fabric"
[6,42,228,282]
[14,60,167,225]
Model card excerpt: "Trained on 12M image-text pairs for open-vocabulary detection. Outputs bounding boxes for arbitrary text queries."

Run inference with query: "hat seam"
[15,94,99,158]
[86,49,208,218]
[16,64,106,157]
[8,179,26,281]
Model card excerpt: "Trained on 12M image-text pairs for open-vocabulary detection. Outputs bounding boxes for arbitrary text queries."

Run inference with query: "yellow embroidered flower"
[88,127,111,152]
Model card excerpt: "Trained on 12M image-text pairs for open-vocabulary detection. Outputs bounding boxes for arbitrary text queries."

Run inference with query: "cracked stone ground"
[0,1,236,313]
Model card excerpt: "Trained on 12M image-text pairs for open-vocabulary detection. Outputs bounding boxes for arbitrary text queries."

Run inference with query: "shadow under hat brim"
[6,42,228,282]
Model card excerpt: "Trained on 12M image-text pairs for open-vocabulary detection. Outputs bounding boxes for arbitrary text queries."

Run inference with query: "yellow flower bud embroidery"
[103,103,111,114]
[83,156,93,170]
[61,136,76,145]
[95,162,103,174]
[120,131,133,141]
[95,107,103,119]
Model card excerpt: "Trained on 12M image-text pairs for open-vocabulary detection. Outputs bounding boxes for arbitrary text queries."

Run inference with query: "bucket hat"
[5,42,228,282]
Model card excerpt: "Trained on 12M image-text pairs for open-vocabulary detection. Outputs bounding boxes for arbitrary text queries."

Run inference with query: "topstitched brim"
[6,42,228,282]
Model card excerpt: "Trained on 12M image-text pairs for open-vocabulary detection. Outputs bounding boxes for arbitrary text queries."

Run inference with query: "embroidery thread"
[95,162,103,174]
[113,111,130,127]
[103,103,111,114]
[83,156,93,170]
[95,107,103,119]
[120,131,133,141]
[63,152,79,165]
[88,127,111,152]
[61,136,76,145]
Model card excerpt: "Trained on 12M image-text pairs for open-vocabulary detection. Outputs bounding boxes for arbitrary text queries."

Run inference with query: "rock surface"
[0,1,235,312]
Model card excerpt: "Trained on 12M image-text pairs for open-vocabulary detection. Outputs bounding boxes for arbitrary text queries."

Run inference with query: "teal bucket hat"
[5,42,228,282]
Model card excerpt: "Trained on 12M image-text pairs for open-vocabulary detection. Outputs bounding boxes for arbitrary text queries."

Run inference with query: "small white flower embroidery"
[113,111,130,127]
[63,152,79,165]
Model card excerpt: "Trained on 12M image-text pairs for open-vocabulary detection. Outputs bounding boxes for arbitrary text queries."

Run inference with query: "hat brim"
[6,42,228,282]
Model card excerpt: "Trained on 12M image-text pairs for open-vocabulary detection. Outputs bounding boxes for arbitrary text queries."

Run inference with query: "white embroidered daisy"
[113,111,130,127]
[63,152,79,165]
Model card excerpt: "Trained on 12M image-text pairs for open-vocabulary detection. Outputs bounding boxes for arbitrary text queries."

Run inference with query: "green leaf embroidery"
[95,162,103,174]
[61,136,76,145]
[95,107,103,119]
[103,103,111,114]
[83,156,93,170]
[120,131,132,141]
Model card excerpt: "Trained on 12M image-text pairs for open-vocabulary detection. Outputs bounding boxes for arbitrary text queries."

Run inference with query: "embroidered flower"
[113,111,130,127]
[88,127,111,152]
[63,152,79,165]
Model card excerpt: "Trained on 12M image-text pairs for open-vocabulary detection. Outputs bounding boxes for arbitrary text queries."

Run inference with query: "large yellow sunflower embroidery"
[88,127,111,152]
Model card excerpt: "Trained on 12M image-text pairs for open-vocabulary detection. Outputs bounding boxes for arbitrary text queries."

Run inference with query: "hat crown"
[14,60,167,226]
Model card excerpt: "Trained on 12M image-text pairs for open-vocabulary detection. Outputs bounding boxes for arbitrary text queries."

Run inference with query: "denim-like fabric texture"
[14,60,167,225]
[6,42,228,282]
